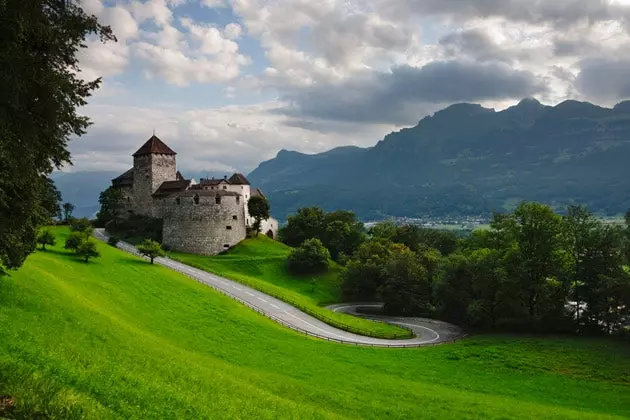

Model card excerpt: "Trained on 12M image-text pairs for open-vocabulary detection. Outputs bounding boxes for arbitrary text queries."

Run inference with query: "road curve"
[94,229,465,347]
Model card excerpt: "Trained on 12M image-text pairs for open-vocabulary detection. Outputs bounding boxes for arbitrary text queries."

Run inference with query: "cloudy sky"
[71,0,630,174]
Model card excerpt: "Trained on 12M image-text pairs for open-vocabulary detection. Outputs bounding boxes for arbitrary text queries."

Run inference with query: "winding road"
[95,229,465,347]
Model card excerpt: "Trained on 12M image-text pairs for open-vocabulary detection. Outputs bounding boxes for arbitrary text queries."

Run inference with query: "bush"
[287,238,330,275]
[107,236,120,247]
[70,217,93,234]
[36,229,56,250]
[64,231,85,253]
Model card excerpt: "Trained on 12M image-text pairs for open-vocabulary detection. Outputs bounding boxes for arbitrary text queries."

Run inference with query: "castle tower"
[132,135,177,217]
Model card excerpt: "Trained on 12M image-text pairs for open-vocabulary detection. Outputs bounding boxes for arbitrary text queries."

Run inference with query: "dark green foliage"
[137,239,165,264]
[0,0,114,274]
[340,239,398,301]
[287,238,330,275]
[70,217,93,234]
[105,214,163,244]
[107,236,120,247]
[279,207,326,247]
[381,248,432,316]
[36,229,56,250]
[62,202,75,222]
[76,238,99,263]
[247,195,270,235]
[280,207,364,261]
[249,100,630,221]
[372,222,458,255]
[96,187,124,226]
[64,231,85,253]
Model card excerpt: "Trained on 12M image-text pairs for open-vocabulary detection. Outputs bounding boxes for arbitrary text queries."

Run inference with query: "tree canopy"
[0,0,114,275]
[247,195,270,235]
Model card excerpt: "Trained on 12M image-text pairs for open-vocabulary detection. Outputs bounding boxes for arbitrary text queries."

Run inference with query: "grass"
[168,235,412,339]
[1,230,629,419]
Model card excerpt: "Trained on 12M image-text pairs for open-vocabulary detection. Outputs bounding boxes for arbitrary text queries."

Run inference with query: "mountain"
[249,99,630,221]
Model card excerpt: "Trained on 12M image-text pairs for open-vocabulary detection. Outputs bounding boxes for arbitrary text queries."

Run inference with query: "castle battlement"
[110,135,278,255]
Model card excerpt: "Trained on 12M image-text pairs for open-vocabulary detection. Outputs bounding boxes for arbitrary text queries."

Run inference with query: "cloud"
[279,60,547,124]
[576,57,630,103]
[69,101,391,173]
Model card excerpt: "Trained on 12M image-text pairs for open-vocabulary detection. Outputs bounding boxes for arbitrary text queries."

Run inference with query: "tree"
[0,0,114,275]
[62,202,75,221]
[70,217,93,235]
[287,238,330,275]
[96,187,124,225]
[380,248,432,316]
[491,202,564,323]
[247,195,270,236]
[137,239,166,264]
[279,207,326,247]
[77,238,100,263]
[64,231,85,253]
[41,177,62,221]
[36,229,56,250]
[323,219,364,261]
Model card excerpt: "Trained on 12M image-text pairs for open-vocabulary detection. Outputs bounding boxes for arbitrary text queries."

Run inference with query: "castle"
[110,135,278,255]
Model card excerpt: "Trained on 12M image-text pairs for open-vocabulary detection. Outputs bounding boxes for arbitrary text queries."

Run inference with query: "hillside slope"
[249,99,630,220]
[1,229,629,418]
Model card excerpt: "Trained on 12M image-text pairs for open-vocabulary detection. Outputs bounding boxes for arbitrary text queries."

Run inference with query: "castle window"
[176,197,181,205]
[226,226,232,230]
[223,186,227,190]
[232,215,237,220]
[236,196,240,204]
[193,194,200,205]
[223,244,230,249]
[215,195,221,204]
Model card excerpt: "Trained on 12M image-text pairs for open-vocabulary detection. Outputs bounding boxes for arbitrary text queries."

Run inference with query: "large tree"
[247,195,270,236]
[96,186,124,226]
[0,0,114,275]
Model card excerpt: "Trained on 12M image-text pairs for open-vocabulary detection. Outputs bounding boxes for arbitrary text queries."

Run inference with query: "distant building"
[110,135,278,255]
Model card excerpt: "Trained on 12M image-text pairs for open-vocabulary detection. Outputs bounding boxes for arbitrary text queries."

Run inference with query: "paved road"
[94,229,465,347]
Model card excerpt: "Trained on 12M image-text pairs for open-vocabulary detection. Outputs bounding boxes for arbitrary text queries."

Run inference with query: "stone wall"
[260,217,279,239]
[133,153,177,217]
[161,194,246,255]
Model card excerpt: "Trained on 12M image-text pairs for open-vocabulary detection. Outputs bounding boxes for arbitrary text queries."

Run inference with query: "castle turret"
[132,135,177,217]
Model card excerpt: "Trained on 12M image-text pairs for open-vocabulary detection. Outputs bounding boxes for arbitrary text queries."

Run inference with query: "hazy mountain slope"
[248,99,630,221]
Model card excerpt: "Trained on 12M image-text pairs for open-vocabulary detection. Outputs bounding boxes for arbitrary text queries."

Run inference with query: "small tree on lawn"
[65,231,85,253]
[36,229,56,251]
[62,202,75,222]
[77,238,100,263]
[137,239,165,264]
[70,217,93,235]
[287,238,330,275]
[247,195,270,236]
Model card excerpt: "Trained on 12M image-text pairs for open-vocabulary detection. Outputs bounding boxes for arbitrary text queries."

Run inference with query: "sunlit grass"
[0,227,629,419]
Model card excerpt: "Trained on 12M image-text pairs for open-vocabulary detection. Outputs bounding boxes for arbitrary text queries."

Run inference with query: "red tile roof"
[133,135,177,157]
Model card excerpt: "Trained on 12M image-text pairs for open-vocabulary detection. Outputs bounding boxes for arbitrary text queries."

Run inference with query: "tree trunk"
[150,257,154,264]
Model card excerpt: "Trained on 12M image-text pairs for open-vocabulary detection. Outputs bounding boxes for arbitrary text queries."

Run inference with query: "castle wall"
[161,195,246,255]
[260,217,279,239]
[118,185,135,217]
[133,154,177,217]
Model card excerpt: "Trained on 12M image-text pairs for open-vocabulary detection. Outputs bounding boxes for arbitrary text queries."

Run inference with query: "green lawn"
[168,235,412,339]
[1,228,629,419]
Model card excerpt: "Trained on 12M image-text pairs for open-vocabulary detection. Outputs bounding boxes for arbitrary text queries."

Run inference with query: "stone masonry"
[110,135,278,255]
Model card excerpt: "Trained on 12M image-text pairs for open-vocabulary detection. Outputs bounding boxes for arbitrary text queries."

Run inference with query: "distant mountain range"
[247,99,630,221]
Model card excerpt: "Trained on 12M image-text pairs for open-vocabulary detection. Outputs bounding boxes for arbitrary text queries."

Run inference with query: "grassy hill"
[168,235,411,339]
[1,228,629,419]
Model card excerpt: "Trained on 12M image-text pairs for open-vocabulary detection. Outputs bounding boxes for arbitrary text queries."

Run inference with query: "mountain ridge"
[248,98,630,220]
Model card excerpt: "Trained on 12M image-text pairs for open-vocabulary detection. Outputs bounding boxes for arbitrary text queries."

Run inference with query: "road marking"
[245,291,255,297]
[257,297,267,303]
[270,304,280,310]
[233,286,242,291]
[285,312,357,342]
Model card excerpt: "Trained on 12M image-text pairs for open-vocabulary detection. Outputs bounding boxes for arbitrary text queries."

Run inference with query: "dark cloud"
[379,0,627,27]
[279,60,547,125]
[439,29,507,63]
[576,58,630,102]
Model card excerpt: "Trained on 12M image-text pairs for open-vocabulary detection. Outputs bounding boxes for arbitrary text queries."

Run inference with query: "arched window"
[193,194,200,205]
[176,197,181,205]
[215,195,221,205]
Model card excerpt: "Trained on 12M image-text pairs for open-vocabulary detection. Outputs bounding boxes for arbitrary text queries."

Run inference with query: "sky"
[71,0,630,175]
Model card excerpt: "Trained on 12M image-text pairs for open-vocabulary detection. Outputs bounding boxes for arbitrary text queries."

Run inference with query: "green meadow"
[169,235,411,339]
[0,228,629,419]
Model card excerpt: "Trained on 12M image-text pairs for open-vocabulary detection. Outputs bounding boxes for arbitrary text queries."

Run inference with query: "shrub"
[70,217,93,234]
[137,239,165,264]
[77,238,100,263]
[287,238,330,275]
[107,236,120,247]
[64,231,85,253]
[36,229,56,251]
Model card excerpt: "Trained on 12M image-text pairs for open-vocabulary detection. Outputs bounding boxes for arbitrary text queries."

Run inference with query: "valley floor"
[1,228,629,419]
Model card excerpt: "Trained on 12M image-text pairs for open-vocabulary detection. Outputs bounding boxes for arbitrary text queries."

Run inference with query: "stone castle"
[110,135,278,255]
